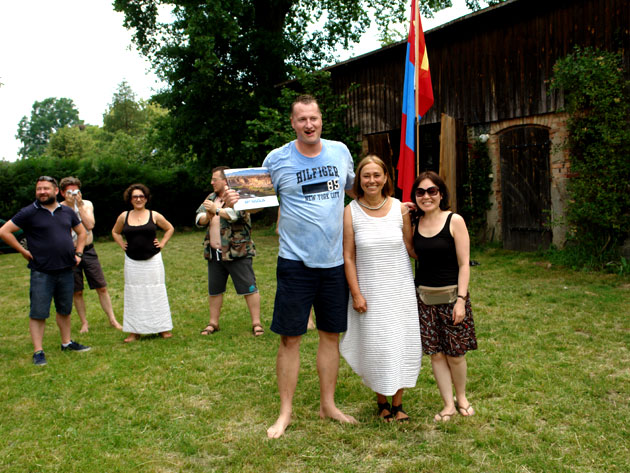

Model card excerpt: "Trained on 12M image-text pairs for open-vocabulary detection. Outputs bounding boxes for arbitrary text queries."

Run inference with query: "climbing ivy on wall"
[550,46,630,271]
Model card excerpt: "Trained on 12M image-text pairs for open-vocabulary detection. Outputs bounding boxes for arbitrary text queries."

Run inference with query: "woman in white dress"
[340,155,421,422]
[112,183,174,343]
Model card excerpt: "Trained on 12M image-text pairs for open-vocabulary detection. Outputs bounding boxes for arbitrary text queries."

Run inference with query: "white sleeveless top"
[340,198,422,396]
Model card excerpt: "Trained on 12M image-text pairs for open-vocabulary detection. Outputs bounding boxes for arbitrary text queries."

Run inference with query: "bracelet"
[457,295,466,301]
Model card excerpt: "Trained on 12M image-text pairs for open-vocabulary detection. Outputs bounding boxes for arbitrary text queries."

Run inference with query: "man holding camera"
[60,177,122,332]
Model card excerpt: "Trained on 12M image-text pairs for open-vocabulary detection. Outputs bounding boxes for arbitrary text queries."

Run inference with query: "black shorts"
[207,256,257,296]
[73,245,107,291]
[270,257,348,336]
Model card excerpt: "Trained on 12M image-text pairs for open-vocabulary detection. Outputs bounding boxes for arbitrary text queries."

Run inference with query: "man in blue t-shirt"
[0,176,91,366]
[226,95,357,438]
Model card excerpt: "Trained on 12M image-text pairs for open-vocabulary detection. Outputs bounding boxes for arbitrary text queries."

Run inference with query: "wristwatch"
[75,252,83,258]
[215,208,220,216]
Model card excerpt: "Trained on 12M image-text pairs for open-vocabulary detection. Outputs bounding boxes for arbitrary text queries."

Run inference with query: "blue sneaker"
[33,350,47,365]
[61,340,91,352]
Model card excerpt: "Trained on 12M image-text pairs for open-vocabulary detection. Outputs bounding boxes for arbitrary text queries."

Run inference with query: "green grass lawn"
[0,229,628,472]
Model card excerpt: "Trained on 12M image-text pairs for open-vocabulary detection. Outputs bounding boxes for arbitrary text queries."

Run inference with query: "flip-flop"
[252,323,265,337]
[434,410,457,422]
[456,403,475,417]
[200,323,219,335]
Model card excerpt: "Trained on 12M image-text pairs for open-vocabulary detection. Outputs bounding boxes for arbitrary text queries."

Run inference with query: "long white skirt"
[123,253,173,334]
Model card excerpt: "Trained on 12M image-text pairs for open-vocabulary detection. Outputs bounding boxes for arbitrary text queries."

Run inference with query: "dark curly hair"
[123,183,151,205]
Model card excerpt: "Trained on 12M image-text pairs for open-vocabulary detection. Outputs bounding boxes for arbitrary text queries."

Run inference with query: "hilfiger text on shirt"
[296,165,342,201]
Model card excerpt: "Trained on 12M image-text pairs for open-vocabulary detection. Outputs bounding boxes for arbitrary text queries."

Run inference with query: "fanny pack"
[416,285,458,305]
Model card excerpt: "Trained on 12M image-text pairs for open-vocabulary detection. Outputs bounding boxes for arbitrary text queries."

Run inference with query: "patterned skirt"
[416,292,477,357]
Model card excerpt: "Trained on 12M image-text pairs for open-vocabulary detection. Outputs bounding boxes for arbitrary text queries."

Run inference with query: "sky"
[0,0,472,162]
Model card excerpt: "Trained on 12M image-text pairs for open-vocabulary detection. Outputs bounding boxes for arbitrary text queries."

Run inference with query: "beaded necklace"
[357,196,388,211]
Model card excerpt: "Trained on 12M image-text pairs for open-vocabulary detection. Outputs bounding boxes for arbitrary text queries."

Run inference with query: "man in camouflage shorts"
[195,166,263,336]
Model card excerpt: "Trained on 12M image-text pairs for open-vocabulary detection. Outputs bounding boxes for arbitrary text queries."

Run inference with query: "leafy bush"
[460,138,493,242]
[550,47,630,271]
[0,155,205,237]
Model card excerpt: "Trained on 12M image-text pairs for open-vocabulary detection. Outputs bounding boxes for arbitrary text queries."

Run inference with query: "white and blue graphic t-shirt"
[263,139,355,268]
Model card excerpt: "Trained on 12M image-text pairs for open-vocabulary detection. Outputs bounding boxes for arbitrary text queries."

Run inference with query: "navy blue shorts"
[30,268,74,319]
[270,257,348,336]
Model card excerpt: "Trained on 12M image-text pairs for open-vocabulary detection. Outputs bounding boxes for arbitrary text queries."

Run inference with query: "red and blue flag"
[397,0,434,201]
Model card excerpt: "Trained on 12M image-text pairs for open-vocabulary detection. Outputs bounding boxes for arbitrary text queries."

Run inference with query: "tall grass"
[0,230,628,472]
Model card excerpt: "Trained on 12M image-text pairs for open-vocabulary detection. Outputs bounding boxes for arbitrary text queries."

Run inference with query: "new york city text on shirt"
[296,165,342,202]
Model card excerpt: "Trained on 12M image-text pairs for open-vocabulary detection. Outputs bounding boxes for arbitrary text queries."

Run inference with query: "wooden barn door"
[363,132,394,185]
[499,126,552,251]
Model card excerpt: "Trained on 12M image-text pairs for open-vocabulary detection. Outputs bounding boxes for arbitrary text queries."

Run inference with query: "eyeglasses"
[415,186,439,197]
[37,176,58,186]
[131,195,146,200]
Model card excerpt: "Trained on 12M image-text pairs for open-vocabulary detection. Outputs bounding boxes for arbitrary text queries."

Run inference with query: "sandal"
[391,404,410,423]
[252,323,265,337]
[434,409,457,422]
[377,401,393,422]
[456,402,475,417]
[200,323,219,335]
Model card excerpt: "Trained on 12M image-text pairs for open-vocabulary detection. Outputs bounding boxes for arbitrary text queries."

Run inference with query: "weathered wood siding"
[329,0,630,133]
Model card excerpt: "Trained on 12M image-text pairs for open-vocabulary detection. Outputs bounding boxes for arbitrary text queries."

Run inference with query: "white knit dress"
[340,199,422,396]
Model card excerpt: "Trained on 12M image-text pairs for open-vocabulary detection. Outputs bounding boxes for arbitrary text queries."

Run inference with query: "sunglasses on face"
[131,195,146,200]
[415,186,439,198]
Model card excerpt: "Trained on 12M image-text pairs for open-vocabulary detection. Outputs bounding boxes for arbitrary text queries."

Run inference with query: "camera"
[67,189,80,196]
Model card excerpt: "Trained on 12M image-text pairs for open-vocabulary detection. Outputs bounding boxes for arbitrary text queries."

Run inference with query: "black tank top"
[413,212,459,287]
[122,210,160,261]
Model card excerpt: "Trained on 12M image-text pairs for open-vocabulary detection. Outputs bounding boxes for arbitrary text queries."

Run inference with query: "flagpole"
[413,0,420,177]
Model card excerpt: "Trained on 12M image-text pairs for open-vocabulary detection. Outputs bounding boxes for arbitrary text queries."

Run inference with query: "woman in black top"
[411,171,477,422]
[112,183,174,343]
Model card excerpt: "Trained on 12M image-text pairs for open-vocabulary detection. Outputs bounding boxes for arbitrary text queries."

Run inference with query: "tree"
[47,125,96,160]
[16,97,82,158]
[550,47,630,269]
[113,1,503,169]
[103,80,147,135]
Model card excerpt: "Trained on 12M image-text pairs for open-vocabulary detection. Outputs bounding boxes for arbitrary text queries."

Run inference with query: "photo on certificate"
[224,167,279,211]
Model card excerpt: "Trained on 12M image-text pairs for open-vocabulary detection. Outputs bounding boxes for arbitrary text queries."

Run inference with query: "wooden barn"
[326,0,630,250]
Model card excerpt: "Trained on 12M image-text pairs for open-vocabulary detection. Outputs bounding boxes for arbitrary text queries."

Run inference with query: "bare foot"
[110,319,123,330]
[319,405,358,424]
[79,324,89,334]
[123,333,140,343]
[159,331,172,339]
[267,413,292,439]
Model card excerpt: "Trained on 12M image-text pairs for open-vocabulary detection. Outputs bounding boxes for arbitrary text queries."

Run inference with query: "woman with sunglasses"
[411,171,477,422]
[340,155,421,422]
[112,183,174,342]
